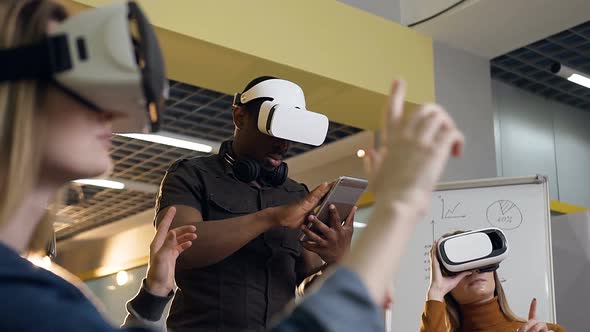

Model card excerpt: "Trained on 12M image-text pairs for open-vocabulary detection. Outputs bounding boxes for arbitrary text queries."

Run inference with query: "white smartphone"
[299,176,368,241]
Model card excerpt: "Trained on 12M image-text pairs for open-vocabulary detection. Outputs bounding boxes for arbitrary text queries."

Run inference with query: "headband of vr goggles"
[437,227,508,275]
[232,79,329,146]
[0,1,167,134]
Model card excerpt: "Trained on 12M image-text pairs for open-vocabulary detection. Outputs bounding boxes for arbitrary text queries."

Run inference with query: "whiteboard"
[355,175,556,331]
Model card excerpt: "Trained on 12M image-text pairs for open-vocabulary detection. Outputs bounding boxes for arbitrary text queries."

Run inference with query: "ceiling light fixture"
[73,179,125,190]
[551,63,590,89]
[117,131,214,153]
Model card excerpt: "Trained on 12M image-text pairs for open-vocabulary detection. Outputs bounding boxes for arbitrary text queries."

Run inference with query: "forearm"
[178,208,276,268]
[342,198,423,304]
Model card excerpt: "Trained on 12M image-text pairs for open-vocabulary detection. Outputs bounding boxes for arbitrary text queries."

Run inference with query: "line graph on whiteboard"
[439,196,467,219]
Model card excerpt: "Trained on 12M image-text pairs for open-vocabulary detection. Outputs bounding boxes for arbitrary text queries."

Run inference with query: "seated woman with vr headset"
[422,229,565,332]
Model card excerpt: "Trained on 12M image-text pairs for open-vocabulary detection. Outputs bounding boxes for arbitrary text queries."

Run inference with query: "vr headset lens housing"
[233,79,329,146]
[0,1,167,134]
[437,228,508,275]
[52,1,167,133]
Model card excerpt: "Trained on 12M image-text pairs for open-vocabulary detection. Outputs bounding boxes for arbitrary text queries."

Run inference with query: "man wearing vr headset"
[151,76,355,332]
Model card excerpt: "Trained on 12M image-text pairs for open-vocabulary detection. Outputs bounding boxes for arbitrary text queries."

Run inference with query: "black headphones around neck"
[221,141,288,186]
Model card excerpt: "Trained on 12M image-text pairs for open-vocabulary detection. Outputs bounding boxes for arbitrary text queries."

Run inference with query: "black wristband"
[127,279,174,321]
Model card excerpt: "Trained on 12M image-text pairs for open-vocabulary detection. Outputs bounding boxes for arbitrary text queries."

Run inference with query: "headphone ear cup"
[264,162,288,186]
[234,159,259,183]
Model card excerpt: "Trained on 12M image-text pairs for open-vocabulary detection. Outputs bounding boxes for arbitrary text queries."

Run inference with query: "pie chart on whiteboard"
[486,200,523,230]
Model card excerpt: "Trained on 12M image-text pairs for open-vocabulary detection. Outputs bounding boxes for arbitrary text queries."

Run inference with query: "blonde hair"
[440,231,524,331]
[0,0,67,253]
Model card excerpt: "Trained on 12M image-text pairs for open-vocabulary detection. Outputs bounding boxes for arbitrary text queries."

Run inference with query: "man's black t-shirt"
[156,145,309,332]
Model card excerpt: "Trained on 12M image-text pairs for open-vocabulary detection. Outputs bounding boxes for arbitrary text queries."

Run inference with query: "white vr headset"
[232,79,329,146]
[0,1,167,134]
[437,228,509,275]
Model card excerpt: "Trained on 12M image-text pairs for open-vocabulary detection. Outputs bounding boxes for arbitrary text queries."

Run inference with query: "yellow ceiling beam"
[62,0,435,130]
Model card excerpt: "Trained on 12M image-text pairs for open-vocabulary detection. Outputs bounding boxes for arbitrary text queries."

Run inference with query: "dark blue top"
[0,242,148,332]
[0,242,384,332]
[156,149,310,332]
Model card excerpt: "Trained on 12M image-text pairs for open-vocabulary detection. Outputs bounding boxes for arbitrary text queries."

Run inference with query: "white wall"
[553,110,590,207]
[337,0,466,27]
[399,0,459,26]
[433,41,498,181]
[337,0,401,23]
[493,80,590,207]
[493,81,559,199]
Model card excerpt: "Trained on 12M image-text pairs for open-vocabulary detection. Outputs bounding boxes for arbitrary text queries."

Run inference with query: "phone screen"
[300,177,368,241]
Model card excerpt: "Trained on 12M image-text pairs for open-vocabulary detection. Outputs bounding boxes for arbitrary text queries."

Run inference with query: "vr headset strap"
[0,34,71,81]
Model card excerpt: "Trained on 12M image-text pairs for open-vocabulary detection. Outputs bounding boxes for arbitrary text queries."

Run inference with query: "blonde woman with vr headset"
[1,1,466,331]
[0,1,197,331]
[421,231,565,332]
